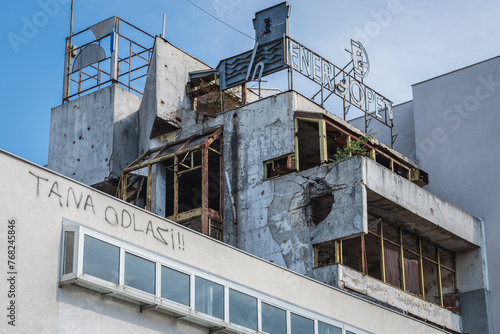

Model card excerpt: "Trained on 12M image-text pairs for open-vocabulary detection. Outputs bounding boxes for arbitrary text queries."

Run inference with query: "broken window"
[375,152,392,170]
[264,154,295,179]
[365,233,382,280]
[119,128,224,241]
[294,115,415,184]
[314,240,336,268]
[315,220,458,311]
[326,123,349,162]
[296,119,321,170]
[342,237,362,272]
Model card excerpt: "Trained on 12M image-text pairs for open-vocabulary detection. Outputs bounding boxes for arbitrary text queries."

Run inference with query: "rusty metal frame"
[333,220,458,309]
[118,127,224,241]
[284,36,394,144]
[294,112,415,180]
[63,17,154,102]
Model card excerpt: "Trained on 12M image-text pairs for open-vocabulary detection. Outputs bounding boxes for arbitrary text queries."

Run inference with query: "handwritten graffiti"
[104,206,185,250]
[29,171,95,214]
[29,170,185,251]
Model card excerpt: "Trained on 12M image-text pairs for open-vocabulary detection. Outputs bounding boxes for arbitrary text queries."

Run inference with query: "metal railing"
[62,17,155,102]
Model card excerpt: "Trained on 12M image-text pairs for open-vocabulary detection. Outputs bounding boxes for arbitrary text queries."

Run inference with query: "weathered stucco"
[1,149,451,334]
[48,85,141,187]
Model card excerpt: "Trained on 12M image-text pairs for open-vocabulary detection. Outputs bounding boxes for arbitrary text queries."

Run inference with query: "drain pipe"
[480,218,490,291]
[224,171,238,224]
[480,218,494,333]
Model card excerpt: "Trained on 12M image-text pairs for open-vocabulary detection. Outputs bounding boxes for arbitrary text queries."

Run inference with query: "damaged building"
[1,2,497,334]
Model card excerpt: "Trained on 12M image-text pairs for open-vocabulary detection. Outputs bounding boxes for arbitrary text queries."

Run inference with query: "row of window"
[263,116,422,183]
[60,223,368,334]
[314,219,457,310]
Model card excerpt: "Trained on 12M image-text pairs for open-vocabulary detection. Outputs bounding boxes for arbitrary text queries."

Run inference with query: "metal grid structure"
[62,17,154,102]
[117,128,224,241]
[284,36,395,147]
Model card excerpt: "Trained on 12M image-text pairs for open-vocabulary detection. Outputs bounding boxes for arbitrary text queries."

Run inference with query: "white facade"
[0,150,454,334]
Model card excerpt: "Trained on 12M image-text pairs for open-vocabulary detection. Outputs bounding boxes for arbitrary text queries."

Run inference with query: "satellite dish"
[72,44,106,72]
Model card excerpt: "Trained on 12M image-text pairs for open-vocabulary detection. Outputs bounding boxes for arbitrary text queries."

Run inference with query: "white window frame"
[59,221,371,334]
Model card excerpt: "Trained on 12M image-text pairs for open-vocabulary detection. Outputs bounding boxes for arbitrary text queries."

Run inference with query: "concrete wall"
[138,38,211,155]
[48,84,141,186]
[0,150,452,334]
[411,56,500,333]
[362,157,481,250]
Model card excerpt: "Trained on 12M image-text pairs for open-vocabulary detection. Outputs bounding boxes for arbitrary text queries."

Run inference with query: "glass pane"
[83,235,119,284]
[229,289,257,330]
[125,253,156,294]
[291,313,314,334]
[318,321,342,334]
[262,303,286,334]
[161,266,190,306]
[63,231,75,275]
[195,277,224,319]
[423,259,439,304]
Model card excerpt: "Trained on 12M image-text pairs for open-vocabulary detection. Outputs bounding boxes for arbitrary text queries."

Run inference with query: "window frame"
[60,222,370,334]
[313,221,458,309]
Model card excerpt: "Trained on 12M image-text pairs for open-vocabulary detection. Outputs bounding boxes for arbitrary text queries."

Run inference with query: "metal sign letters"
[285,36,393,124]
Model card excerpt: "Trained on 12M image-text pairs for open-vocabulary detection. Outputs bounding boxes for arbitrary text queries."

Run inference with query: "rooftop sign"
[214,3,393,130]
[285,37,393,124]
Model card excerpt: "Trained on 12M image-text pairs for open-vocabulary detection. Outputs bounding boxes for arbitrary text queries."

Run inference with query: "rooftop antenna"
[64,0,75,101]
[162,13,166,39]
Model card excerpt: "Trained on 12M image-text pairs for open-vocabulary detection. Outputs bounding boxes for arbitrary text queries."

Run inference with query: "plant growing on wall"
[330,131,376,162]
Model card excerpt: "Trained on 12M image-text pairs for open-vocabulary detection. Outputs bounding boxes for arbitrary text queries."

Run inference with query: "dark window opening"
[375,152,392,170]
[297,120,321,170]
[394,162,409,179]
[314,240,336,268]
[365,233,382,280]
[178,169,202,213]
[315,220,458,311]
[342,237,362,272]
[264,154,295,179]
[326,125,348,162]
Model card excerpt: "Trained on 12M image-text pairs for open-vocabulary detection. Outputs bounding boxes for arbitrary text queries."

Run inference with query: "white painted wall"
[0,150,450,334]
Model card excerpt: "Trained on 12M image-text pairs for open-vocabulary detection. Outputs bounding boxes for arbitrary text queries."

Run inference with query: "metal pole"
[64,0,75,101]
[162,13,166,39]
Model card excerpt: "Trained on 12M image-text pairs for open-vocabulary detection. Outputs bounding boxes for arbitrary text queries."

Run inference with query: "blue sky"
[1,0,499,166]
